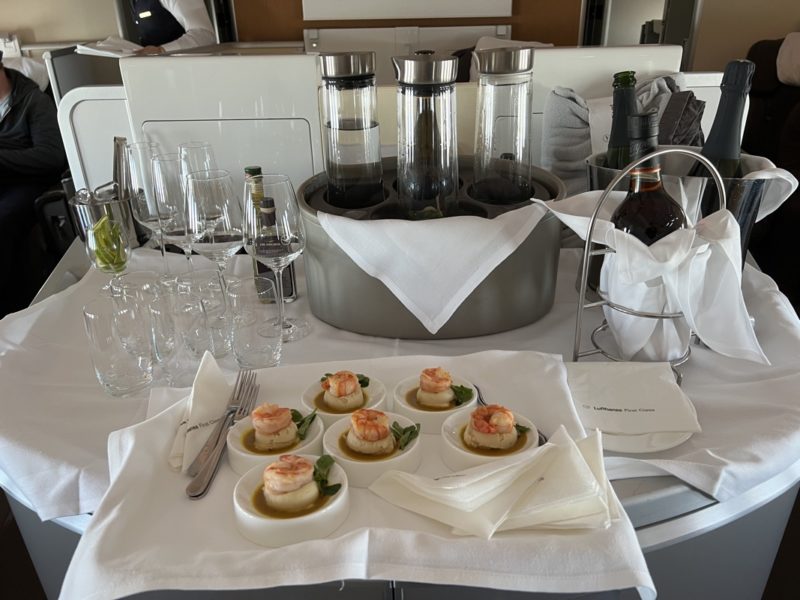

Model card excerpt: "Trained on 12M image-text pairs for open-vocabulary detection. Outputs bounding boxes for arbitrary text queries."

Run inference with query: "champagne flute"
[152,153,193,271]
[127,142,169,274]
[243,174,310,342]
[184,169,243,282]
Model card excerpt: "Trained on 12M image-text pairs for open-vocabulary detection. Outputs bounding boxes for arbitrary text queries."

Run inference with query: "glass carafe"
[472,47,533,205]
[392,52,459,219]
[318,51,384,209]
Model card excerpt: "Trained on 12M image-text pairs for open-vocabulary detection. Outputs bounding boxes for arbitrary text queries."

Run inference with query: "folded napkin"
[569,362,701,436]
[537,195,769,364]
[777,32,800,86]
[369,427,612,539]
[317,204,547,334]
[167,352,232,472]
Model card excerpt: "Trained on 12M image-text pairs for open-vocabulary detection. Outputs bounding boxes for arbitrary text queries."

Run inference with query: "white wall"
[0,0,117,46]
[692,0,800,70]
[605,0,665,46]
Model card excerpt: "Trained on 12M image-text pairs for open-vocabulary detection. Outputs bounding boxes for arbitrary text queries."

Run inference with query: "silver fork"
[185,373,260,499]
[186,370,252,478]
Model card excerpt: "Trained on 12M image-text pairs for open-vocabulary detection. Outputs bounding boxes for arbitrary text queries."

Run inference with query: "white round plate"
[392,374,477,434]
[233,454,349,548]
[322,411,421,488]
[227,412,324,475]
[440,410,540,471]
[301,376,386,429]
[602,430,694,454]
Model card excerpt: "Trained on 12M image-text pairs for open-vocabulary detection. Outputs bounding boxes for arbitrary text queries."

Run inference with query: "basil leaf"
[451,385,474,406]
[320,372,333,383]
[320,482,342,496]
[514,424,531,435]
[357,373,370,388]
[391,421,421,450]
[314,454,340,496]
[290,409,303,423]
[295,410,317,440]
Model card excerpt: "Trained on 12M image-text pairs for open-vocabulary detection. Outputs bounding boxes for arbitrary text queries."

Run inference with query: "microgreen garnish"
[290,409,317,440]
[320,373,332,382]
[514,424,531,435]
[313,454,341,496]
[391,421,421,450]
[451,385,474,406]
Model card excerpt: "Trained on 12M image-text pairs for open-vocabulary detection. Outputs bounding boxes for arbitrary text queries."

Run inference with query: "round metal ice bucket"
[297,157,566,339]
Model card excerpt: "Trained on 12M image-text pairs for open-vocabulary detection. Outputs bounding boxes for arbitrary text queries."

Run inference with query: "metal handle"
[185,405,236,478]
[573,147,728,362]
[185,411,234,499]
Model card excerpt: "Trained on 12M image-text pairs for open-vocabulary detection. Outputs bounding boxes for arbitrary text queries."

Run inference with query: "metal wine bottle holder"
[573,147,727,383]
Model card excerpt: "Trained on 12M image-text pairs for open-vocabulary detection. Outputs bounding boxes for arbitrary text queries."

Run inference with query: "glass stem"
[158,229,169,275]
[273,266,286,331]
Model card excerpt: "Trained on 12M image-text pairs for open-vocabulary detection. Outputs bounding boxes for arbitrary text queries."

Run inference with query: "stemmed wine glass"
[184,169,243,282]
[243,173,310,342]
[152,152,193,272]
[127,141,170,274]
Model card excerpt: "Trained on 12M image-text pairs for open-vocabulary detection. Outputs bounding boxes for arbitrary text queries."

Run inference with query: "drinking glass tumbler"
[226,277,283,369]
[176,269,234,359]
[83,295,153,396]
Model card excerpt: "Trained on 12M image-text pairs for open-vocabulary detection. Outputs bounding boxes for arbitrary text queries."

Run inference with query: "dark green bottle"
[606,71,637,169]
[688,59,756,216]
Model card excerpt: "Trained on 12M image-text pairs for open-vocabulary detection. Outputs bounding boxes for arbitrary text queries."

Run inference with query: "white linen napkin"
[167,352,232,472]
[777,32,800,86]
[569,362,701,436]
[369,427,612,539]
[536,195,769,364]
[317,203,548,334]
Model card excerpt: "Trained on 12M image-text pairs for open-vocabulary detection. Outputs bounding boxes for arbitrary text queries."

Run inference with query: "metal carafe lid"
[319,51,376,78]
[474,47,533,75]
[392,53,459,85]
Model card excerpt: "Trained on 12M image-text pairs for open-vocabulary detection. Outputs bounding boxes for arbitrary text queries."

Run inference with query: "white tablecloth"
[1,247,800,597]
[59,352,656,600]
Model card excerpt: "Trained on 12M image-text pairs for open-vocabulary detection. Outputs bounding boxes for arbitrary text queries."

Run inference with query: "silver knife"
[185,370,245,477]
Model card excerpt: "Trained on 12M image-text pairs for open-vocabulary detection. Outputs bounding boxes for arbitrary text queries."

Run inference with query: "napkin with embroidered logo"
[167,352,232,472]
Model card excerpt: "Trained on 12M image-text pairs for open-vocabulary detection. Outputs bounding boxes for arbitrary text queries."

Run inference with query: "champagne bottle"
[611,112,687,245]
[688,60,756,216]
[245,166,296,301]
[606,71,637,169]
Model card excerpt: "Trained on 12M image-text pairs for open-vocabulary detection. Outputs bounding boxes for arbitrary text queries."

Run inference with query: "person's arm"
[0,93,66,177]
[159,0,216,52]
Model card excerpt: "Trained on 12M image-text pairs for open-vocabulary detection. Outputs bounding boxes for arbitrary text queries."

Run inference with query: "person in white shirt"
[130,0,215,55]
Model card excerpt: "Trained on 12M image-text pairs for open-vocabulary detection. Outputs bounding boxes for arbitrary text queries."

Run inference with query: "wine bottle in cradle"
[605,71,637,169]
[611,112,687,245]
[245,166,296,302]
[688,59,756,217]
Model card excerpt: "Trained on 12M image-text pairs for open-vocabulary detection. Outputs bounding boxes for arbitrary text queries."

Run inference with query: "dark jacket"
[0,68,66,180]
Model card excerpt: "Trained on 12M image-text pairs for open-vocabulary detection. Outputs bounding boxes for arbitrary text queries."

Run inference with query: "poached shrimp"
[251,403,298,451]
[464,404,518,450]
[346,408,394,455]
[416,367,455,407]
[321,370,364,411]
[252,403,293,434]
[261,455,318,512]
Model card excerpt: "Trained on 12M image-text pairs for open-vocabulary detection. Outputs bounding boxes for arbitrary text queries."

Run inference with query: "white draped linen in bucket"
[318,203,548,334]
[535,194,769,364]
